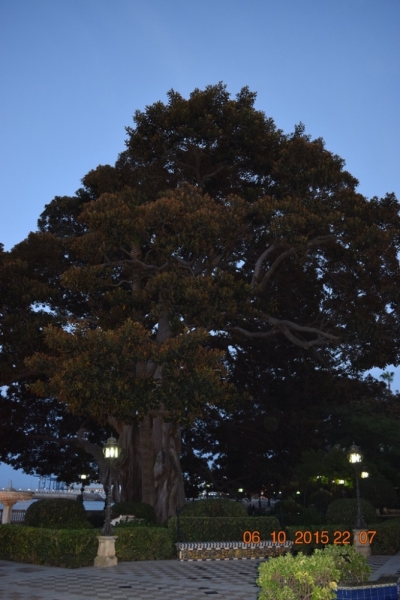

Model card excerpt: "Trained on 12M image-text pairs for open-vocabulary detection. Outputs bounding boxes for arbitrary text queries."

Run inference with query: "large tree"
[2,83,400,521]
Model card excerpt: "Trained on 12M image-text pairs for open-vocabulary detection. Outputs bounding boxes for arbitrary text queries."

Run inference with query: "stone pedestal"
[0,490,34,524]
[352,529,371,557]
[94,536,118,567]
[1,501,16,524]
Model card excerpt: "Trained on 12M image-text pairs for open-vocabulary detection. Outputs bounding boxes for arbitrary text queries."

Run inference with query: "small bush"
[110,501,156,525]
[326,498,376,527]
[321,545,371,584]
[24,499,92,530]
[257,551,340,599]
[115,527,175,561]
[180,499,247,518]
[371,519,400,554]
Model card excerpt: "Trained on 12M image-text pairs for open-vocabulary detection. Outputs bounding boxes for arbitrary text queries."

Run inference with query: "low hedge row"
[168,516,281,543]
[0,525,98,568]
[115,527,175,560]
[0,525,175,567]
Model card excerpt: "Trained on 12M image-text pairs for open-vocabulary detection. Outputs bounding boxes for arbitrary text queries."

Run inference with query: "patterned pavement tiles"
[0,554,398,600]
[0,559,263,600]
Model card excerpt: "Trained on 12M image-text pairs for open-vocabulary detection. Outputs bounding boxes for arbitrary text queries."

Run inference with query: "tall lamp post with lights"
[94,436,122,568]
[346,444,371,557]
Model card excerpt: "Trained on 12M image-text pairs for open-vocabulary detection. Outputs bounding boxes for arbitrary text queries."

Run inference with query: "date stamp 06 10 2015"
[242,530,376,545]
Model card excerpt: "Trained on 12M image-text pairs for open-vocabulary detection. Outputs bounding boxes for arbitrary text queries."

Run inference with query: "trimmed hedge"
[0,525,175,566]
[168,516,281,543]
[180,499,247,518]
[370,519,400,555]
[24,499,92,530]
[115,527,175,560]
[0,525,98,568]
[111,501,157,524]
[326,498,376,528]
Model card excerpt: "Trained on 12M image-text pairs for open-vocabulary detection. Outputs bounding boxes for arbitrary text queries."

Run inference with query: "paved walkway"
[0,554,399,600]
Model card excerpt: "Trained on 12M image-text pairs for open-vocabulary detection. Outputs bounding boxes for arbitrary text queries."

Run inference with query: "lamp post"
[346,444,366,529]
[79,474,87,503]
[101,436,121,536]
[346,444,370,557]
[94,436,121,568]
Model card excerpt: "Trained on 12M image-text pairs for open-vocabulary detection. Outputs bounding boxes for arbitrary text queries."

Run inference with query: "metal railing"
[0,509,26,524]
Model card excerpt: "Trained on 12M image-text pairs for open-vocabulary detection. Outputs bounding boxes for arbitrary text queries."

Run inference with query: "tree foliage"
[1,83,400,515]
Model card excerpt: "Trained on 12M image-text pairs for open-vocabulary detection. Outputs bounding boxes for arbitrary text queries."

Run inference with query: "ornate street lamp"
[94,436,122,568]
[346,444,366,529]
[101,437,121,536]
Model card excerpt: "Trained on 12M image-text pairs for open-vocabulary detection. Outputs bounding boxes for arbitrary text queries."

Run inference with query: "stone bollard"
[352,529,371,557]
[94,536,118,567]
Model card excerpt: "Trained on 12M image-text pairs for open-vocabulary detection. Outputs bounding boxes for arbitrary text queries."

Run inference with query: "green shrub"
[115,527,175,561]
[0,524,175,565]
[321,545,371,584]
[168,516,280,542]
[370,519,400,554]
[0,525,98,568]
[309,489,334,513]
[326,498,376,527]
[360,474,398,508]
[24,499,92,530]
[110,501,157,524]
[277,499,304,514]
[180,499,247,518]
[257,551,340,599]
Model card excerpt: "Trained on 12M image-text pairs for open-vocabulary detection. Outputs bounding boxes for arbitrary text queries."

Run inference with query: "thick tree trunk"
[109,417,186,522]
[152,416,186,523]
[112,423,141,503]
[107,311,186,521]
[139,415,156,507]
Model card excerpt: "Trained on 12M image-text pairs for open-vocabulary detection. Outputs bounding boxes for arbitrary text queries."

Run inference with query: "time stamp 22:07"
[242,530,376,545]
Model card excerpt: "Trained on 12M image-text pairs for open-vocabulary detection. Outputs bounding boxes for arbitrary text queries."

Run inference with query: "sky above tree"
[1,0,399,488]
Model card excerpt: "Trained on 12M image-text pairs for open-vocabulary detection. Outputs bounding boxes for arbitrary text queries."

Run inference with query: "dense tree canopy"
[1,83,400,518]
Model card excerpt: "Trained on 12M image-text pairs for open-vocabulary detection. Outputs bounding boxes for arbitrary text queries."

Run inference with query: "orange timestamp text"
[242,530,376,545]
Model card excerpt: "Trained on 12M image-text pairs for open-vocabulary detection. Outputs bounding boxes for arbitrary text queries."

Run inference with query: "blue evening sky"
[1,0,399,488]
